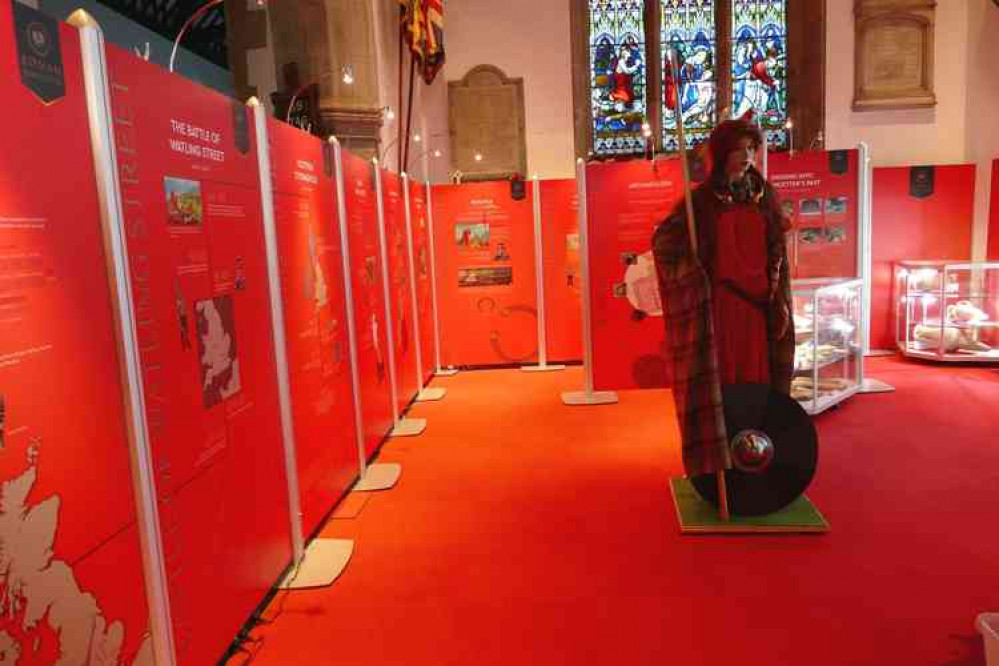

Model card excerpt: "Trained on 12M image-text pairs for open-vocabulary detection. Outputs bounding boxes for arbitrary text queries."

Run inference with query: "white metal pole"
[330,140,369,478]
[71,12,177,665]
[402,175,446,399]
[522,175,564,373]
[249,101,305,563]
[372,163,400,421]
[374,163,426,436]
[424,182,457,376]
[561,159,617,405]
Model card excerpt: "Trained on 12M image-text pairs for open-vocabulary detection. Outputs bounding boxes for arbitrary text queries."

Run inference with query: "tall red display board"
[409,179,436,384]
[431,182,538,367]
[0,5,151,663]
[268,119,357,539]
[105,46,291,663]
[585,160,683,390]
[381,169,420,412]
[871,164,976,350]
[769,149,861,279]
[341,152,395,457]
[539,179,583,363]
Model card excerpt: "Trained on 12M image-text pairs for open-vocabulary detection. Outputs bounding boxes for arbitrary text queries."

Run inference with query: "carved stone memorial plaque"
[448,65,527,181]
[853,0,936,111]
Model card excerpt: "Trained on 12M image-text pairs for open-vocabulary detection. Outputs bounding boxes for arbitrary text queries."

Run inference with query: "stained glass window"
[589,0,648,156]
[660,0,716,152]
[731,0,788,149]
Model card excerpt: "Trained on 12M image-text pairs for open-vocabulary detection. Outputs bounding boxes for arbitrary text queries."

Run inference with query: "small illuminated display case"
[791,278,864,414]
[894,261,999,363]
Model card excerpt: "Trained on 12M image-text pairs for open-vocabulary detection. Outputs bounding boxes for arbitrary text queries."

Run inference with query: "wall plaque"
[448,65,527,181]
[853,0,936,111]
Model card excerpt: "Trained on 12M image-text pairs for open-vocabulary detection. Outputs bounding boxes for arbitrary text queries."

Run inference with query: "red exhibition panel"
[0,4,150,663]
[381,169,420,412]
[105,46,291,663]
[539,179,583,362]
[586,159,683,390]
[871,164,976,350]
[431,182,538,367]
[769,149,861,279]
[989,160,999,261]
[341,151,395,457]
[268,118,357,538]
[409,179,436,383]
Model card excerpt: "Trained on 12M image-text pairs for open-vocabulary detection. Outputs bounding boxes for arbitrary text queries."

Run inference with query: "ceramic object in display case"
[791,278,864,415]
[894,261,999,362]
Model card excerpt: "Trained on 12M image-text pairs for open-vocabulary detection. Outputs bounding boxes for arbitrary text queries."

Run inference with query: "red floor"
[231,358,998,666]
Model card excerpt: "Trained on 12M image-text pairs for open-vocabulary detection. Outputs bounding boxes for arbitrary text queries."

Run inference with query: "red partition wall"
[539,179,583,363]
[871,165,976,350]
[106,46,291,663]
[341,152,394,456]
[769,149,861,279]
[0,6,150,662]
[989,160,999,261]
[381,169,420,412]
[409,180,436,383]
[268,119,356,538]
[431,182,538,367]
[586,159,683,390]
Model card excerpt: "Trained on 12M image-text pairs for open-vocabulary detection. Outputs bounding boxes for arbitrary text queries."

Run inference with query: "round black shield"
[691,384,818,516]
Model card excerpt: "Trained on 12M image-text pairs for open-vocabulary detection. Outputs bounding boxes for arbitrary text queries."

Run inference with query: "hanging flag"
[399,0,445,84]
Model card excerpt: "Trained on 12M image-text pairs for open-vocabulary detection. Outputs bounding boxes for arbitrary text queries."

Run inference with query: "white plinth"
[278,538,353,590]
[860,377,896,394]
[561,390,619,406]
[521,363,566,373]
[353,462,402,492]
[391,417,427,437]
[416,387,447,402]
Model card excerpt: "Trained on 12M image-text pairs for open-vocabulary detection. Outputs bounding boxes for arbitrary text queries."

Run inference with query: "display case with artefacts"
[791,278,864,414]
[894,261,999,362]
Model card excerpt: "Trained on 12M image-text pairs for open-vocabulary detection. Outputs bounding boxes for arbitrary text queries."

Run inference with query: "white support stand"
[332,141,401,492]
[252,105,351,589]
[855,142,895,395]
[373,163,427,437]
[424,182,459,377]
[73,12,177,664]
[522,175,566,373]
[561,159,618,406]
[403,174,447,401]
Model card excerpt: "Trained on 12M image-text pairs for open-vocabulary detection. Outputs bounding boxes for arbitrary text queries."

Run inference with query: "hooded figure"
[652,115,794,478]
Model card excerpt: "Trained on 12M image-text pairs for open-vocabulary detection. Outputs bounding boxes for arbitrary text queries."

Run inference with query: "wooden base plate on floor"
[669,478,829,534]
[277,539,353,589]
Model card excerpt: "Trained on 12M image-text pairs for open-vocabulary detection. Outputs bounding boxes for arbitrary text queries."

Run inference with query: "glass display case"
[791,278,864,415]
[894,261,999,363]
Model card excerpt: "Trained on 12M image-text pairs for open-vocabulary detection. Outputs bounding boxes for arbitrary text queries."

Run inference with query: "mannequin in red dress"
[652,117,794,476]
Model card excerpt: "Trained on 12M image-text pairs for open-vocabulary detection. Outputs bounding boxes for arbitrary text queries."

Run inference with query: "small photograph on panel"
[454,222,490,249]
[799,198,822,216]
[363,256,377,285]
[781,200,795,219]
[825,197,848,215]
[164,176,204,226]
[457,266,512,288]
[566,233,580,252]
[798,227,824,245]
[824,226,847,244]
[196,295,241,408]
[493,242,511,261]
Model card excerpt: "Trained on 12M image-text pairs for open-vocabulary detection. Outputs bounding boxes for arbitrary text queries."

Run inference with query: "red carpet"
[232,358,998,666]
